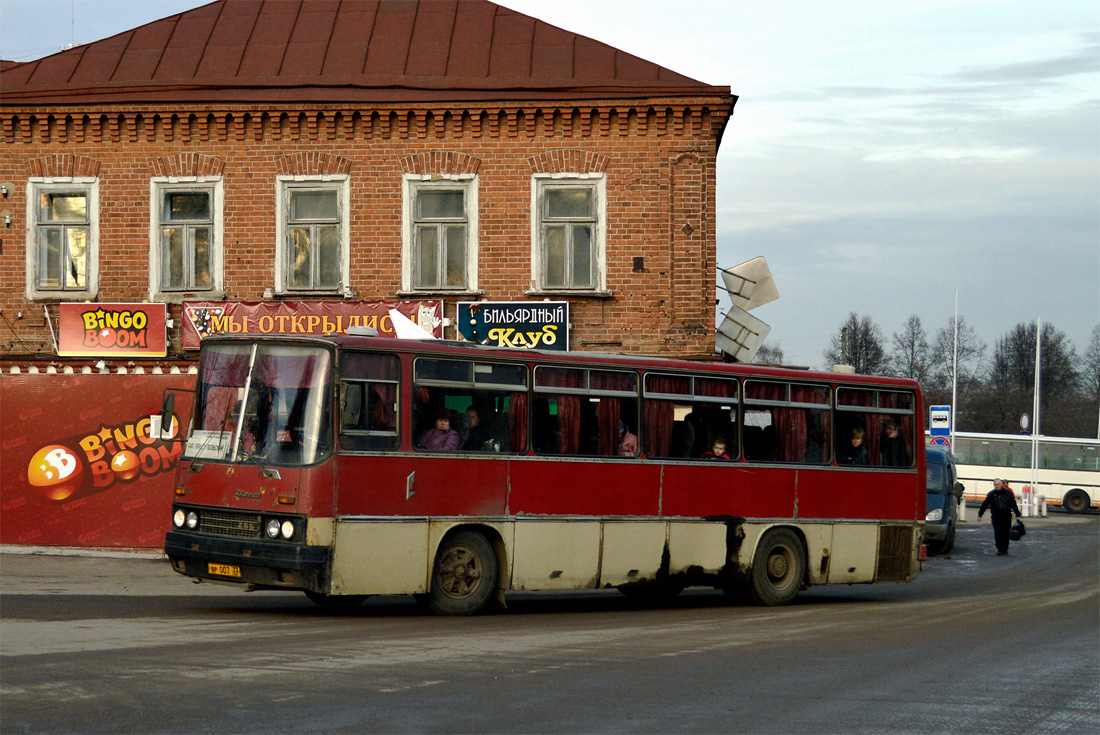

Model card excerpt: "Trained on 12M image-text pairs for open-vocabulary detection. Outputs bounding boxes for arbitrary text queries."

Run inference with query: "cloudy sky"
[3,0,1097,368]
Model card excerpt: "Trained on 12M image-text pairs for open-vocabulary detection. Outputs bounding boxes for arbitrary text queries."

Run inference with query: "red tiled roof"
[0,0,731,106]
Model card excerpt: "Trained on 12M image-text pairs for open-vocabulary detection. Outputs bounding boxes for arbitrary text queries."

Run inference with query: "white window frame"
[275,175,350,296]
[149,176,225,302]
[400,174,479,294]
[25,177,100,301]
[529,173,607,294]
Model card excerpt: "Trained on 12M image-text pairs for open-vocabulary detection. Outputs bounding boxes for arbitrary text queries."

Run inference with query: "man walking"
[977,478,1023,555]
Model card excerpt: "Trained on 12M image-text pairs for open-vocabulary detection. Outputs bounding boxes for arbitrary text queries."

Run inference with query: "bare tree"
[823,312,887,375]
[890,315,932,384]
[927,315,986,416]
[978,321,1080,436]
[754,342,786,365]
[1083,325,1100,438]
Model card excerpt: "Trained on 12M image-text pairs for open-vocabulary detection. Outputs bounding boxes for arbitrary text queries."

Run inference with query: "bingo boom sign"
[58,303,168,357]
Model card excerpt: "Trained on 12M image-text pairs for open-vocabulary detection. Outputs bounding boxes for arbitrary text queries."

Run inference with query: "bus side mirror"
[340,383,362,429]
[148,392,177,440]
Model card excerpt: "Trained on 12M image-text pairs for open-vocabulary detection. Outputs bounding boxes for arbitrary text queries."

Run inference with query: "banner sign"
[58,303,168,357]
[0,373,194,548]
[456,301,569,351]
[181,300,443,349]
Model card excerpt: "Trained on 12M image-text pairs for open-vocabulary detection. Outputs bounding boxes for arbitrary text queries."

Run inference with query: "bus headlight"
[173,509,186,528]
[926,508,943,522]
[280,520,295,540]
[266,519,281,538]
[186,511,199,529]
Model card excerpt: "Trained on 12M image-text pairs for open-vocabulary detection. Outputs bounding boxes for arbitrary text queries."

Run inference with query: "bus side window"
[412,358,528,453]
[339,352,400,451]
[745,382,830,464]
[835,388,914,467]
[642,374,738,461]
[533,367,638,457]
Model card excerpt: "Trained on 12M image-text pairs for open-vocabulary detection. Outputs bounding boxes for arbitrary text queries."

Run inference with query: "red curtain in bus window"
[591,371,636,456]
[778,385,825,462]
[642,375,679,457]
[509,391,527,452]
[537,368,584,454]
[774,407,807,462]
[556,395,581,453]
[597,398,621,456]
[370,384,397,430]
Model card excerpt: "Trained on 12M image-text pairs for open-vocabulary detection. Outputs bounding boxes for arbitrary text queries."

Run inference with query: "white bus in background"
[936,432,1100,514]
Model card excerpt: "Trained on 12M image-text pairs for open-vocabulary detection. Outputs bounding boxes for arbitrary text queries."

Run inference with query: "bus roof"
[199,333,922,391]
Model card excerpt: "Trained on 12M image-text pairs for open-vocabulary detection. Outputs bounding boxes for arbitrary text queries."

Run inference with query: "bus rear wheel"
[1063,489,1090,514]
[749,528,805,606]
[428,529,498,616]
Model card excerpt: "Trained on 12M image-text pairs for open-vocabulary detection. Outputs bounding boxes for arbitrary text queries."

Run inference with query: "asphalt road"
[2,514,1097,734]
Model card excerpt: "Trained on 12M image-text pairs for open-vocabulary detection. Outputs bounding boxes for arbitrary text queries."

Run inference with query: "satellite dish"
[719,256,779,312]
[716,306,771,363]
[388,309,437,340]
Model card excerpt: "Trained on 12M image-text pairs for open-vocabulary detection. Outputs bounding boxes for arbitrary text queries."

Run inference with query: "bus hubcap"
[438,546,482,598]
[767,552,789,580]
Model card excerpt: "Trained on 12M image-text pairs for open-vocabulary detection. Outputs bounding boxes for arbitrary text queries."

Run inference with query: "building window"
[26,179,99,300]
[402,176,478,293]
[276,177,349,295]
[531,175,606,293]
[150,178,223,299]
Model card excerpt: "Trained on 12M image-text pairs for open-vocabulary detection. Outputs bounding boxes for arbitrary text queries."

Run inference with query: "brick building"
[0,0,735,366]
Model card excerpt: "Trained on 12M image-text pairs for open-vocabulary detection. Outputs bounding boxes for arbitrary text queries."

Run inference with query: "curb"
[1,545,166,559]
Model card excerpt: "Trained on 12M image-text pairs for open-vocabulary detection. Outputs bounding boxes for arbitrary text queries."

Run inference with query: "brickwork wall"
[0,100,729,362]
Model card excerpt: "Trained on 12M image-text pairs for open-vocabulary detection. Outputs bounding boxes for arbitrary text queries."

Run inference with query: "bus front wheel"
[428,529,499,616]
[1063,489,1090,514]
[749,528,805,606]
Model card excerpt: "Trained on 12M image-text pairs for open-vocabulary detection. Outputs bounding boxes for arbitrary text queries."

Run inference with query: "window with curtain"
[835,388,915,467]
[744,381,830,464]
[339,352,401,451]
[412,358,528,453]
[533,366,638,457]
[643,373,739,460]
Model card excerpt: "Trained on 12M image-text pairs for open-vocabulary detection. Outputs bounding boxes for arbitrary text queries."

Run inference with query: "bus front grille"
[200,510,261,539]
[875,525,915,582]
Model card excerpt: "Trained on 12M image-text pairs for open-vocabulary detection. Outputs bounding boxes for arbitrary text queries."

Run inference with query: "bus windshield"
[183,343,333,465]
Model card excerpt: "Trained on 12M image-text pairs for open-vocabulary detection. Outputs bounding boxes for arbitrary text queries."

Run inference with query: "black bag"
[1009,519,1026,541]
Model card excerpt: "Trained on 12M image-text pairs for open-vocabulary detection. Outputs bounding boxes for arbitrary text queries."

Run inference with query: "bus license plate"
[208,563,241,578]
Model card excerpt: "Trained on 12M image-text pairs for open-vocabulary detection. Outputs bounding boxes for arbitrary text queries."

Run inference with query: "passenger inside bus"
[702,437,731,460]
[838,427,869,465]
[463,407,500,452]
[417,409,460,451]
[880,419,909,466]
[617,420,638,456]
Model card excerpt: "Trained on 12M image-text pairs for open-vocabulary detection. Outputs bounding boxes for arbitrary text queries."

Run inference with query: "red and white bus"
[164,334,926,614]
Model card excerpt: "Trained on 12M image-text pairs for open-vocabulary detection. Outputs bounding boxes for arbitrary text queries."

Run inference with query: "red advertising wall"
[1,373,194,548]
